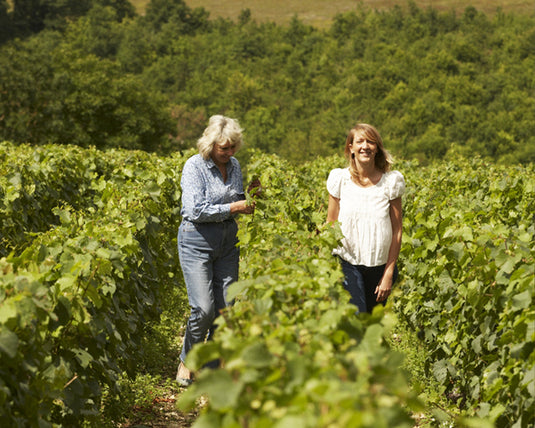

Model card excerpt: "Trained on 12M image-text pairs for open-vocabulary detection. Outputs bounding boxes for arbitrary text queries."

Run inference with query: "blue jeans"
[339,258,398,313]
[178,219,239,363]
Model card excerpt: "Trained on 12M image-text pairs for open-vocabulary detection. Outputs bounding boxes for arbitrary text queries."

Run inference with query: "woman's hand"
[375,275,392,302]
[230,200,255,215]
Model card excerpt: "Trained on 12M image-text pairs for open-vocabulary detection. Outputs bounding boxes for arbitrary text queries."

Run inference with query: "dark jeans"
[339,258,399,313]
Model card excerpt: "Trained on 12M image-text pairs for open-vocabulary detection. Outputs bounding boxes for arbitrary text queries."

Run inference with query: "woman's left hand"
[375,278,392,302]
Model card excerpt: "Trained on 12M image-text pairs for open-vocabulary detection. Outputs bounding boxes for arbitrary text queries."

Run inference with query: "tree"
[0,0,12,43]
[0,35,174,152]
[44,52,175,151]
[0,37,57,144]
[95,0,135,21]
[143,0,208,34]
[5,0,135,40]
[61,5,125,58]
[11,0,50,35]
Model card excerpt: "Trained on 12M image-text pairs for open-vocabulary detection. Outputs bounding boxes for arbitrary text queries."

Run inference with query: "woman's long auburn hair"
[344,123,393,180]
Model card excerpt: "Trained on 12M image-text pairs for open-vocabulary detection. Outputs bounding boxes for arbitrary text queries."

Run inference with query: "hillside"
[132,0,535,26]
[1,0,534,164]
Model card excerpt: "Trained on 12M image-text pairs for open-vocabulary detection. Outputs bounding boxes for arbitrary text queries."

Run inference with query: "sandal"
[176,376,194,387]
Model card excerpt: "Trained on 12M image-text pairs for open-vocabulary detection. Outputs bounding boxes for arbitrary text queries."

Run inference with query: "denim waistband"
[182,218,236,225]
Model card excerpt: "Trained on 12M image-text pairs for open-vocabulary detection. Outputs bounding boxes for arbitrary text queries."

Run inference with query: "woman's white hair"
[197,115,244,160]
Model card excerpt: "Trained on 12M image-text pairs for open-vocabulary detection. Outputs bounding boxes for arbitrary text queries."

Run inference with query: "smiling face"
[350,131,377,164]
[211,140,237,167]
[344,124,390,172]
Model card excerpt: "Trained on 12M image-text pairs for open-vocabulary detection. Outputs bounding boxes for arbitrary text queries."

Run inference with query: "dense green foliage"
[0,0,534,163]
[396,157,535,427]
[0,142,533,426]
[177,153,534,427]
[0,141,185,426]
[1,0,135,39]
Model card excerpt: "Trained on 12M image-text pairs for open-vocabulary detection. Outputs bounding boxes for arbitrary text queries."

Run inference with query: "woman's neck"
[216,163,228,182]
[355,160,376,177]
[352,161,381,186]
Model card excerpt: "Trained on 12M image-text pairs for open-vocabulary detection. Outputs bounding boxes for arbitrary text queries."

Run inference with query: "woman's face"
[211,140,236,167]
[350,132,377,164]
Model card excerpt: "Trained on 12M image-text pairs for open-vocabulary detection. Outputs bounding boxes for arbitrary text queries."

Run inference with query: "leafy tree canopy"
[0,0,533,164]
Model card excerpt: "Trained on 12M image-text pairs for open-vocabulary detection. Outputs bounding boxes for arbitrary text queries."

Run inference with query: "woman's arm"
[180,162,228,222]
[181,158,253,221]
[376,197,402,302]
[230,199,254,214]
[326,194,340,224]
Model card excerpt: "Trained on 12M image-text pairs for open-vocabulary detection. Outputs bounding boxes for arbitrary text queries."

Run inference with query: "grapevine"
[0,143,533,427]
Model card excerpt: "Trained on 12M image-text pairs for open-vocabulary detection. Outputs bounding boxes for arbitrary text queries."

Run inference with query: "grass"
[7,0,533,26]
[132,0,534,27]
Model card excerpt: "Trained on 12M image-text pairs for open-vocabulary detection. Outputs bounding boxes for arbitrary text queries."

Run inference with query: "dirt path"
[119,383,198,428]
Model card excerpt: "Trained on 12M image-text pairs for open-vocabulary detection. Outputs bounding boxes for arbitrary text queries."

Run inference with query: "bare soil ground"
[119,392,198,428]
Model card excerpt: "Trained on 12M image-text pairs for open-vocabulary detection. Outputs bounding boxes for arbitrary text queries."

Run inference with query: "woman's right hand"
[230,200,255,215]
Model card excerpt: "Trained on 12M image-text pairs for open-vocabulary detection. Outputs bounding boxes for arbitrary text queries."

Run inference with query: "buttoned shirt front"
[180,154,245,223]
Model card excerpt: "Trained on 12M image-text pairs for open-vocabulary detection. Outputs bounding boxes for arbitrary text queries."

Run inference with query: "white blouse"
[327,168,405,267]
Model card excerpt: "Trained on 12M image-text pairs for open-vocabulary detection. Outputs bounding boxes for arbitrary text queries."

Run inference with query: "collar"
[205,156,234,173]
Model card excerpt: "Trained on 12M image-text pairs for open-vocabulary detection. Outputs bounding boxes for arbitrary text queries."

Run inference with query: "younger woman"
[326,123,405,313]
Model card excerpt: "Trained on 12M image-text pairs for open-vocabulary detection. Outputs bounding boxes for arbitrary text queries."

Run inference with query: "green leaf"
[359,324,384,355]
[274,415,309,428]
[227,279,254,301]
[495,251,523,274]
[471,335,482,354]
[185,341,221,371]
[52,207,72,225]
[196,370,243,411]
[144,180,161,199]
[0,328,19,358]
[191,412,221,428]
[523,368,535,397]
[0,300,18,325]
[241,342,273,368]
[488,403,506,422]
[74,348,93,368]
[433,359,449,384]
[512,290,531,310]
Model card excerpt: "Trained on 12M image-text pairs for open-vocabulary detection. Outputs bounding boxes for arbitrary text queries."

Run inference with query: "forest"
[1,0,534,164]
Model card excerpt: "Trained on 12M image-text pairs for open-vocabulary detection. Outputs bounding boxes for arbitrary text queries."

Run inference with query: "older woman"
[176,115,254,386]
[327,123,405,314]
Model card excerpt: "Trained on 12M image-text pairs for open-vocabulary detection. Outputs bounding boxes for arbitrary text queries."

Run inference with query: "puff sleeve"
[327,168,344,198]
[386,170,406,200]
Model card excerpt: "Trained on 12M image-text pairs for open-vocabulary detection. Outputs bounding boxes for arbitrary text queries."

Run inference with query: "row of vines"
[178,152,534,427]
[0,141,186,426]
[0,141,533,427]
[395,156,535,427]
